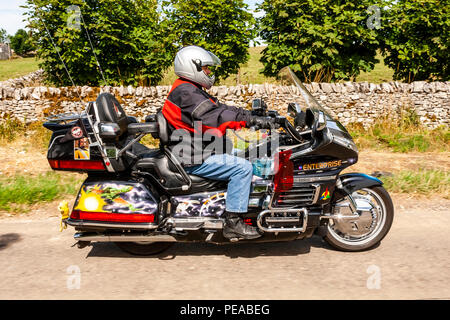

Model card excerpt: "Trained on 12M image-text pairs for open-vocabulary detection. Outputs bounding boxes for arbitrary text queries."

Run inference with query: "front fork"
[335,178,358,214]
[321,173,383,222]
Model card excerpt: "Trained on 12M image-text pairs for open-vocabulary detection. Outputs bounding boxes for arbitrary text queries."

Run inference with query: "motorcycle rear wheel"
[115,242,174,256]
[323,186,394,252]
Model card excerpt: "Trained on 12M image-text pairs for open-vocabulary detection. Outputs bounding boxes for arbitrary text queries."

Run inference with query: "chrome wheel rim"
[327,188,386,246]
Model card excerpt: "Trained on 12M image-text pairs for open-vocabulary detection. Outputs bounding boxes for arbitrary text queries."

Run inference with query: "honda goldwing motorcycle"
[44,67,394,255]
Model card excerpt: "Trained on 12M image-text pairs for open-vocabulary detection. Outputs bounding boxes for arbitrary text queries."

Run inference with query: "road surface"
[0,194,449,300]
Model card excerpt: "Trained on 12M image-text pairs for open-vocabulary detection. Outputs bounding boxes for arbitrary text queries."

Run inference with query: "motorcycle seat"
[134,148,227,195]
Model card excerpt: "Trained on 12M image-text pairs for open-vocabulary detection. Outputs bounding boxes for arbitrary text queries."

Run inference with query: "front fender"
[333,173,383,201]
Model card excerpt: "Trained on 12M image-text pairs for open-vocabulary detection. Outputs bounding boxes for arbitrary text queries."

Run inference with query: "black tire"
[114,242,174,256]
[323,186,394,252]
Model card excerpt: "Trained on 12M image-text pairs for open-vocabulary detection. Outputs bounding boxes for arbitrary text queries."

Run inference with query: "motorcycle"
[44,67,394,255]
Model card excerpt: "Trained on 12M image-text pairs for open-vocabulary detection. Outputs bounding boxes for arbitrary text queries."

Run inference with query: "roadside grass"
[0,47,394,85]
[0,57,41,82]
[348,110,450,153]
[355,52,394,83]
[0,172,85,212]
[380,169,449,199]
[0,118,52,149]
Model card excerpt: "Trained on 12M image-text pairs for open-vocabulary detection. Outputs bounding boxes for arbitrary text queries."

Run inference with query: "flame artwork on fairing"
[73,182,158,214]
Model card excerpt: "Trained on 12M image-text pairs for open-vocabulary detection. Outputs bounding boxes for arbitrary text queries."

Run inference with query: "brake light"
[70,210,155,223]
[48,159,106,171]
[273,150,293,192]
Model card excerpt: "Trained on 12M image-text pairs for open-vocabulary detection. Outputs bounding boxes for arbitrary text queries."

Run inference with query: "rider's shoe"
[223,211,262,240]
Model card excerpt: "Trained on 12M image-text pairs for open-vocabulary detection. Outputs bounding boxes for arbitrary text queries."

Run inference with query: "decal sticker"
[71,126,84,139]
[299,160,342,171]
[74,138,90,160]
[74,182,157,214]
[320,187,331,201]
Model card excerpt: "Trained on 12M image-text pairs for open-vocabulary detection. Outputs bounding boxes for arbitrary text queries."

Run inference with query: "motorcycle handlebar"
[247,109,306,142]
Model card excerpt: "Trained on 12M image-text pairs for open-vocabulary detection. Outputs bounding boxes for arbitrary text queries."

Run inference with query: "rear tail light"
[273,150,293,192]
[70,210,155,223]
[48,159,106,171]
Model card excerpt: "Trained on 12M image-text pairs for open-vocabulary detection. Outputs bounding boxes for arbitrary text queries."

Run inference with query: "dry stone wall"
[0,70,448,128]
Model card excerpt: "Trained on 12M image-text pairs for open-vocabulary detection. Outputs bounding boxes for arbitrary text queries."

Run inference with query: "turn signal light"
[273,150,293,192]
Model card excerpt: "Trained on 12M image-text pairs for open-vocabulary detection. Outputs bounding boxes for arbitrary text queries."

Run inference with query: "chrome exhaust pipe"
[74,233,177,242]
[257,208,308,233]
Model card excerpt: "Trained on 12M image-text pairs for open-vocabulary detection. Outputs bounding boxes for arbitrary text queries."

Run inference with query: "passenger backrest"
[156,111,169,145]
[95,93,129,136]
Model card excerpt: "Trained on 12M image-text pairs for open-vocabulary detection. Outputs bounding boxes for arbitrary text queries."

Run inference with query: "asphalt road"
[0,195,449,300]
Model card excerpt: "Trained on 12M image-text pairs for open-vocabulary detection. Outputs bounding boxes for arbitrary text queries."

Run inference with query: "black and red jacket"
[162,78,252,166]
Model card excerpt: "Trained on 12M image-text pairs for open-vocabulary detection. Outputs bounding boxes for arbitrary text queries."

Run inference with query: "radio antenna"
[79,12,108,86]
[32,2,85,112]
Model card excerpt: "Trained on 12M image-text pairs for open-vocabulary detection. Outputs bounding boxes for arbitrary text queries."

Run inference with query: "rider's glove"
[247,116,279,129]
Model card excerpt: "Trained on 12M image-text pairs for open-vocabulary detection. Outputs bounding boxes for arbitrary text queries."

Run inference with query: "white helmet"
[174,45,221,89]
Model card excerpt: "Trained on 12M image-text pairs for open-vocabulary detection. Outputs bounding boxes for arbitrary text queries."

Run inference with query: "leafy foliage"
[9,29,36,56]
[380,0,449,82]
[163,0,257,81]
[23,0,175,86]
[258,0,383,82]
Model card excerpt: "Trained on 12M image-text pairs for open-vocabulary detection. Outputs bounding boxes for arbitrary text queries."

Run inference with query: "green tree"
[24,0,175,86]
[164,0,257,82]
[9,29,36,55]
[0,28,8,43]
[381,0,449,82]
[258,0,383,82]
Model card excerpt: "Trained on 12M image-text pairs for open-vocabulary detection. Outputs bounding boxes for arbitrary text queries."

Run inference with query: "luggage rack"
[45,111,88,123]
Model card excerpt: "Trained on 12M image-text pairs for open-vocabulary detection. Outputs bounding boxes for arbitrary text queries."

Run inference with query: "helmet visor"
[202,51,221,67]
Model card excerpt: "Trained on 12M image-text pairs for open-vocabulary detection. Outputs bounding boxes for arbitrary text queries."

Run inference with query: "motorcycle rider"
[162,45,275,240]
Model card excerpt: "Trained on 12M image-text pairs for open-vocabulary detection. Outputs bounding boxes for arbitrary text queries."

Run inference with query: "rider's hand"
[247,116,279,129]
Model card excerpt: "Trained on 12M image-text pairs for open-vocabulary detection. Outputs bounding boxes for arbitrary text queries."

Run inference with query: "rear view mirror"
[316,111,327,131]
[287,102,302,117]
[99,122,121,140]
[251,98,267,116]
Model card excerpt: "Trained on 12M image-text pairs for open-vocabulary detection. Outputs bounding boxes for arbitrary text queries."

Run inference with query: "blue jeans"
[184,154,253,213]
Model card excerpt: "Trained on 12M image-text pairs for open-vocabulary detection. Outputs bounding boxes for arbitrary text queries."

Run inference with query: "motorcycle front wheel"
[115,242,174,256]
[323,186,394,252]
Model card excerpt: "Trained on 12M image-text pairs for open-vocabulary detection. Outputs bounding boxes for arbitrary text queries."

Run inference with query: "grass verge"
[0,57,41,82]
[380,169,449,199]
[0,118,52,148]
[0,172,85,212]
[348,109,450,153]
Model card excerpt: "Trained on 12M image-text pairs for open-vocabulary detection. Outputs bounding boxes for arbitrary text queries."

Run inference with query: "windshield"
[278,67,325,113]
[278,67,341,131]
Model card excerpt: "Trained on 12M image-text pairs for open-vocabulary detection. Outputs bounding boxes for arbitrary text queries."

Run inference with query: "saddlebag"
[69,180,158,224]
